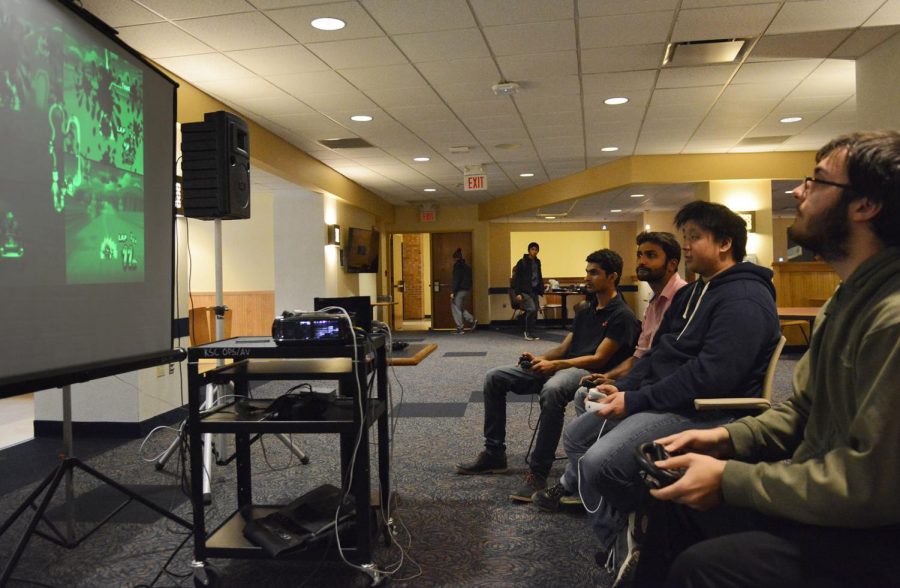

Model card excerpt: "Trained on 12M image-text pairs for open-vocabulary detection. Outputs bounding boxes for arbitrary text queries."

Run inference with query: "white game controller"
[584,390,607,414]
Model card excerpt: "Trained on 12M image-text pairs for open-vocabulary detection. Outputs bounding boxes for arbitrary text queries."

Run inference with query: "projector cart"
[186,336,391,587]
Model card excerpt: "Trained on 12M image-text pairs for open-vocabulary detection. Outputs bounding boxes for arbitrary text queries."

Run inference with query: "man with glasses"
[634,131,900,587]
[456,249,640,504]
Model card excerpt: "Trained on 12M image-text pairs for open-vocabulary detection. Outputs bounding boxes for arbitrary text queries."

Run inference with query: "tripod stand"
[0,385,193,585]
[155,220,308,502]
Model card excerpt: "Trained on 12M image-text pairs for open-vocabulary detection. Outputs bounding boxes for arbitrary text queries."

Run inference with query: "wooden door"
[430,232,473,330]
[389,234,404,330]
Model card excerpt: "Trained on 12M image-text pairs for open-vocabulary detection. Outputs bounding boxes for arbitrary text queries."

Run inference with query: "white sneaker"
[524,333,539,341]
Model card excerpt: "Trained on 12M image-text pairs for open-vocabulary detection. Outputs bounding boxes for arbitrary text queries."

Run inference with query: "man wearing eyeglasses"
[456,249,640,504]
[634,131,900,587]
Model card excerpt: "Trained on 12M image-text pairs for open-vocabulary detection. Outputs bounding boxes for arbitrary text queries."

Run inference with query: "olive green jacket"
[722,247,900,528]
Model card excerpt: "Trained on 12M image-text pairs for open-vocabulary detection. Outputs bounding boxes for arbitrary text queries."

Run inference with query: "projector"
[272,312,353,346]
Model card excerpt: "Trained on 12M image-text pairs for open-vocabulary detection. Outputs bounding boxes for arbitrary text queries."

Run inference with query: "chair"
[508,287,526,321]
[780,320,810,346]
[542,292,563,324]
[693,335,787,412]
[189,306,233,346]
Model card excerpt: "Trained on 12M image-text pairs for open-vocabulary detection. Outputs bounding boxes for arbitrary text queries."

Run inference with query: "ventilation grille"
[664,38,748,67]
[738,136,791,146]
[318,137,374,149]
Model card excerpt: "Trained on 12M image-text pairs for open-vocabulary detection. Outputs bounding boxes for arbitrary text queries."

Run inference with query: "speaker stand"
[0,385,193,585]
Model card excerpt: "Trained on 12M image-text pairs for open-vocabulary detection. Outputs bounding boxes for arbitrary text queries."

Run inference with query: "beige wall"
[509,230,609,277]
[773,217,794,262]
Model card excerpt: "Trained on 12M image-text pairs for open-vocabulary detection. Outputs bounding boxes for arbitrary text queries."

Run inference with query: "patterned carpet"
[0,325,800,587]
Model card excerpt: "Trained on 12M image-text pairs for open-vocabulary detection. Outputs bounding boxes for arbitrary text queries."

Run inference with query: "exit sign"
[464,174,487,191]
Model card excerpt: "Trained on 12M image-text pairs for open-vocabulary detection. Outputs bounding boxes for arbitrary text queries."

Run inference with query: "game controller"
[518,354,533,370]
[634,442,685,489]
[583,390,607,413]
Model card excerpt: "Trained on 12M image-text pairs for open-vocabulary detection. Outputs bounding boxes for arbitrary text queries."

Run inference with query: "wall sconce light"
[326,224,341,245]
[737,211,756,233]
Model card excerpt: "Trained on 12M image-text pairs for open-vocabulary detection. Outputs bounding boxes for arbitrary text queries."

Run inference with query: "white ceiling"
[82,0,900,219]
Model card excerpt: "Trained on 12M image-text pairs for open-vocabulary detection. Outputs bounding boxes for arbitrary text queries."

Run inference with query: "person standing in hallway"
[512,241,544,341]
[450,248,477,334]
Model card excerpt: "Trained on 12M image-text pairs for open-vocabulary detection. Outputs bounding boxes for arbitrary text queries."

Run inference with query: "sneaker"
[455,450,507,475]
[611,511,646,588]
[469,319,478,331]
[509,471,546,503]
[533,482,580,512]
[524,333,540,341]
[453,328,465,335]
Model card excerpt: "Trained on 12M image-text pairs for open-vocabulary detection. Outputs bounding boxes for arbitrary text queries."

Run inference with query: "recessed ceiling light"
[519,172,534,177]
[601,146,619,152]
[544,216,556,220]
[604,97,629,105]
[311,17,345,31]
[413,157,430,162]
[630,193,645,198]
[780,116,803,123]
[601,224,608,230]
[424,188,436,192]
[350,114,372,122]
[611,209,622,213]
[495,143,521,149]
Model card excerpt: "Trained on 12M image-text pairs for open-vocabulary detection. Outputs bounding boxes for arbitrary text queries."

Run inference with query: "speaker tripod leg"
[274,434,310,465]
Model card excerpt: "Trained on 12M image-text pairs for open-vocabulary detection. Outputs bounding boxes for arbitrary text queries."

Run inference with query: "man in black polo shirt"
[456,249,640,503]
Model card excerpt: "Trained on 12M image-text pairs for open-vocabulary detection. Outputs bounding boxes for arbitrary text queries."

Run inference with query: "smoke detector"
[491,81,520,96]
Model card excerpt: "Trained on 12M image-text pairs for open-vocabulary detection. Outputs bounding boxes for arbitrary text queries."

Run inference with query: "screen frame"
[344,227,380,274]
[0,0,181,399]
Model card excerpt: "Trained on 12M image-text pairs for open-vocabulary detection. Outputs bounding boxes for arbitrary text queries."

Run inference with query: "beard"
[788,198,850,261]
[636,265,666,283]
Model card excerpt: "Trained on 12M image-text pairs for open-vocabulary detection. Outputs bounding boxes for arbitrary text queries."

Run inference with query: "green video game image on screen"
[0,1,146,284]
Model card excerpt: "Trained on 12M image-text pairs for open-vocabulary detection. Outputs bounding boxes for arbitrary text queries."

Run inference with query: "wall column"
[857,32,900,129]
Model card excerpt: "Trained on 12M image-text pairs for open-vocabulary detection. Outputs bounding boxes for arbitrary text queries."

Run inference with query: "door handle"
[394,281,405,293]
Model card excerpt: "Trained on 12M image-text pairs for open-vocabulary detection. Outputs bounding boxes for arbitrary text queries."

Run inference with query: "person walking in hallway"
[450,248,477,334]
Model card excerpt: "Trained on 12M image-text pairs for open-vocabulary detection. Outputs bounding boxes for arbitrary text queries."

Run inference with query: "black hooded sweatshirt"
[619,262,781,415]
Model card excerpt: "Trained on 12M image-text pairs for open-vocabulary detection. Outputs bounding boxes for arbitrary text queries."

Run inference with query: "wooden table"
[777,307,820,347]
[387,343,437,366]
[371,301,399,329]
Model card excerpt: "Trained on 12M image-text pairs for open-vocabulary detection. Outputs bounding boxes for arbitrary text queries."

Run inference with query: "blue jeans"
[520,293,540,334]
[483,364,589,479]
[561,406,731,547]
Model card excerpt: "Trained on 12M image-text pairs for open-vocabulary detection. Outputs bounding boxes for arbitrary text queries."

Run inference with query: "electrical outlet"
[168,363,175,375]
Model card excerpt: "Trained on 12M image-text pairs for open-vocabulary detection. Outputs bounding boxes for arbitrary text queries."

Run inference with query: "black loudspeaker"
[181,111,251,220]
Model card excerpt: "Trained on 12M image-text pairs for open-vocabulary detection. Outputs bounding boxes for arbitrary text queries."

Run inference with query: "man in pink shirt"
[576,231,686,400]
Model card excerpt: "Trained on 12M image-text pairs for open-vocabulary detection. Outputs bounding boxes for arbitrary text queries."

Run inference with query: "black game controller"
[634,442,685,489]
[518,354,533,370]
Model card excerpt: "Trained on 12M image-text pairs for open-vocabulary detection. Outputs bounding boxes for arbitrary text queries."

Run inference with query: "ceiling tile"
[116,22,213,58]
[367,86,444,108]
[239,91,316,117]
[338,64,427,90]
[672,3,780,42]
[393,29,490,62]
[196,76,285,101]
[306,37,407,69]
[390,104,458,123]
[768,0,885,34]
[362,0,476,34]
[529,124,584,139]
[522,76,583,97]
[471,0,573,25]
[580,11,674,48]
[139,0,256,20]
[497,52,578,80]
[833,26,900,58]
[270,112,354,137]
[226,45,330,76]
[578,0,679,17]
[582,70,658,94]
[155,53,256,82]
[581,44,666,73]
[300,91,378,111]
[460,115,523,131]
[436,81,501,102]
[268,70,356,96]
[732,59,823,84]
[719,82,793,101]
[81,0,164,27]
[865,1,900,26]
[750,30,849,60]
[656,64,737,88]
[514,94,582,114]
[522,111,583,127]
[176,13,297,51]
[417,58,501,86]
[264,2,384,43]
[483,21,576,56]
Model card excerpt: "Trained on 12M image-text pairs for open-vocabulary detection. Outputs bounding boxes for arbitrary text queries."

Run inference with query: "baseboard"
[33,404,188,439]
